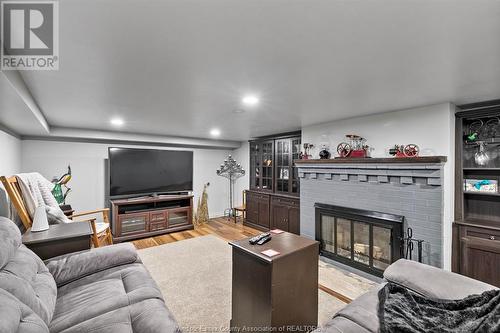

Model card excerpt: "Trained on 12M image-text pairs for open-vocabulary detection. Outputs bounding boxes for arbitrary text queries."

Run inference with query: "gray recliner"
[0,216,181,333]
[318,259,498,333]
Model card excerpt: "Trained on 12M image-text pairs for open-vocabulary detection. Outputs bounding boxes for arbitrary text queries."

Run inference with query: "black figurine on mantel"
[319,144,331,159]
[216,155,245,221]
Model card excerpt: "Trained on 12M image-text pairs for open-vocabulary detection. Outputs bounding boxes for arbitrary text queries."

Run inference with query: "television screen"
[109,147,193,197]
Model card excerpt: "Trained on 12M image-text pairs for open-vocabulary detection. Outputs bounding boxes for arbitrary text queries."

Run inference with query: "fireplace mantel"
[295,156,447,165]
[296,156,447,186]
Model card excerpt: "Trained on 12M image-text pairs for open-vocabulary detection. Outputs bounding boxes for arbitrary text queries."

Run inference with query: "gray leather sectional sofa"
[318,259,498,333]
[0,216,180,333]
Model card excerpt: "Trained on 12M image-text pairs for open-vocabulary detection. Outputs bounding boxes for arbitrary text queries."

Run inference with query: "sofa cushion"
[55,299,180,333]
[332,285,383,333]
[384,259,497,300]
[0,218,57,325]
[0,288,49,333]
[49,279,129,333]
[45,243,139,287]
[50,264,166,333]
[320,316,371,333]
[56,262,163,300]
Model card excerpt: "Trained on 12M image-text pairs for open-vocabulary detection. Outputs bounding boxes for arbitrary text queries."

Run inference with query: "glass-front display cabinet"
[249,134,301,196]
[250,140,274,192]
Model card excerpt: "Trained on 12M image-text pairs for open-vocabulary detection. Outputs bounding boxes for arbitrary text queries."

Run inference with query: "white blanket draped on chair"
[15,172,71,224]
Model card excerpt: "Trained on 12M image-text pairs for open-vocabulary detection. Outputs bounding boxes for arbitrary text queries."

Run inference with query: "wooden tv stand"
[110,194,193,242]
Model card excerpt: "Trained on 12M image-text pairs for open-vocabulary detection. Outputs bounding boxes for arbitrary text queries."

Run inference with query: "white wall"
[21,140,233,218]
[232,142,250,207]
[302,103,455,270]
[0,130,22,217]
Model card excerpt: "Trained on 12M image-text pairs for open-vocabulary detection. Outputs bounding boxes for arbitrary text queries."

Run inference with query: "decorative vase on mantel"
[319,144,331,159]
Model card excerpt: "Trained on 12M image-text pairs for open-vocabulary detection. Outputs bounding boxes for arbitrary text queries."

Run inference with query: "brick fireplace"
[296,157,447,269]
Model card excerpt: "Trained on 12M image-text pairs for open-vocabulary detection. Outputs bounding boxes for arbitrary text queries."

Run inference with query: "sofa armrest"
[45,243,139,287]
[384,259,497,300]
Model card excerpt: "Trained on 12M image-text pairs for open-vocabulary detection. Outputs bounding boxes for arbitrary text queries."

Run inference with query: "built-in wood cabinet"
[457,224,500,286]
[453,100,500,287]
[245,191,271,229]
[271,196,300,234]
[246,132,301,234]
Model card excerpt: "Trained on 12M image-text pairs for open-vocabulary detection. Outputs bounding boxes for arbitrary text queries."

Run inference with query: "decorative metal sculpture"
[51,165,72,205]
[216,155,245,220]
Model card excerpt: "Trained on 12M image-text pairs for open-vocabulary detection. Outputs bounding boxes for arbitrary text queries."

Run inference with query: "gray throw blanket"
[378,282,500,333]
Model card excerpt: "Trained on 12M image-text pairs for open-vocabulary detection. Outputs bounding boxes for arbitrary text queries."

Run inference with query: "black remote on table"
[256,234,272,245]
[249,232,271,245]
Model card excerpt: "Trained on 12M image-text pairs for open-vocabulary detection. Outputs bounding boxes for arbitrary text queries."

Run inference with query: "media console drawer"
[150,221,167,231]
[150,210,167,222]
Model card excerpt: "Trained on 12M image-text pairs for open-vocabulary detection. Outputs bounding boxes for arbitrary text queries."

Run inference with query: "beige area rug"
[138,235,375,331]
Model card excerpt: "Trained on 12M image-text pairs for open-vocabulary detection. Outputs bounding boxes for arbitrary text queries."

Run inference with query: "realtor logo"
[1,1,59,70]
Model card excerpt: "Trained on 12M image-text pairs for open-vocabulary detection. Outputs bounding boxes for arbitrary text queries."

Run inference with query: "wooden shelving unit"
[453,100,500,287]
[110,194,193,242]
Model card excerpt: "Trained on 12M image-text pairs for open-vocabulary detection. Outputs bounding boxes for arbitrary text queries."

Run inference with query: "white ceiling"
[3,0,500,141]
[0,75,47,135]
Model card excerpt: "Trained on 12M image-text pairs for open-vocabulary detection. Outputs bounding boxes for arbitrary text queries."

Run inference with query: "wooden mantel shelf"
[295,156,447,164]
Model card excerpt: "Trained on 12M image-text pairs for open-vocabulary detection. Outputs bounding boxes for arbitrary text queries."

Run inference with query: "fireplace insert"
[315,203,405,277]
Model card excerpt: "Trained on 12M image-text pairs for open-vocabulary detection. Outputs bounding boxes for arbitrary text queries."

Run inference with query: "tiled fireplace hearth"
[296,157,447,270]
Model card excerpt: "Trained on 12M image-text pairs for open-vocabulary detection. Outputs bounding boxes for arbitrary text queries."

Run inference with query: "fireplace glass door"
[336,218,351,258]
[318,212,399,276]
[373,226,392,270]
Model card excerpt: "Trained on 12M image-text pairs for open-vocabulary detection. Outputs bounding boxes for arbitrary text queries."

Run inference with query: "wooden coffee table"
[229,232,319,332]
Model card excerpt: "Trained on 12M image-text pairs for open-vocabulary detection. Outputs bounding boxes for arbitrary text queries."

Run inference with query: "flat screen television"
[109,147,193,197]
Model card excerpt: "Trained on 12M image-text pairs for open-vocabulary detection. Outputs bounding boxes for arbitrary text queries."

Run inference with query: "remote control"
[256,234,272,245]
[249,232,271,245]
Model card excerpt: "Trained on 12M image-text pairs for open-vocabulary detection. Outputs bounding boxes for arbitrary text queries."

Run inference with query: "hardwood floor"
[130,217,351,304]
[131,217,261,250]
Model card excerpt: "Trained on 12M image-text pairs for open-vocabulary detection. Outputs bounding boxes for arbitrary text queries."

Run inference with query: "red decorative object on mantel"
[389,144,420,158]
[336,134,370,158]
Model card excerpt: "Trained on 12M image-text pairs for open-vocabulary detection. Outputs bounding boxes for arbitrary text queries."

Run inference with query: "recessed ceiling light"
[242,95,259,106]
[210,128,221,137]
[110,118,124,127]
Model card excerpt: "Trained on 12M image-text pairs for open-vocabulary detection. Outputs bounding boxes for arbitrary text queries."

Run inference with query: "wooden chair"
[233,190,247,224]
[0,175,113,248]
